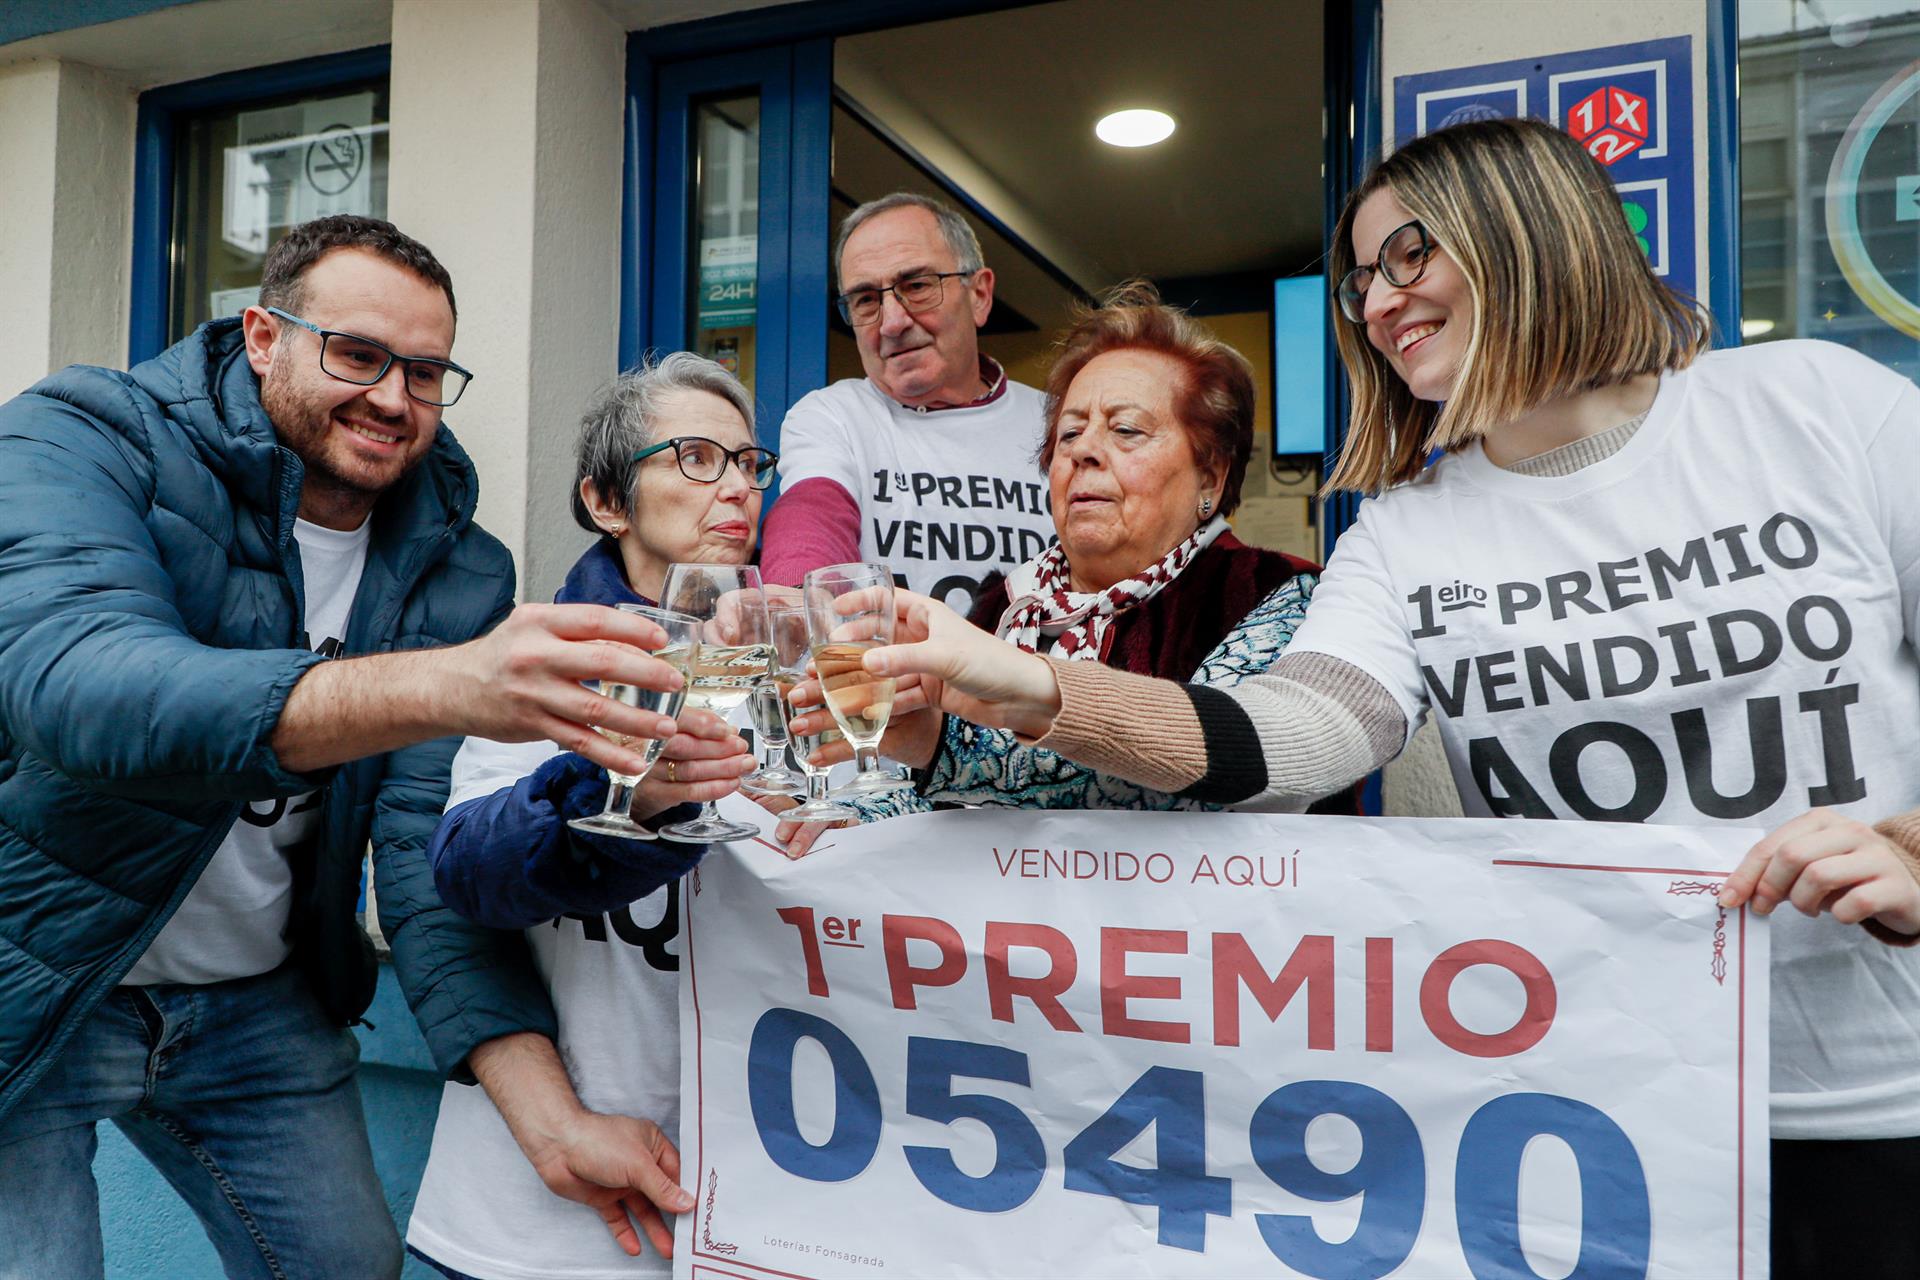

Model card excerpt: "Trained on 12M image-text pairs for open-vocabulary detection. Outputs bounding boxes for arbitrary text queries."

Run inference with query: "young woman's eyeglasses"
[835,271,975,327]
[1335,220,1436,324]
[632,437,779,489]
[266,307,472,406]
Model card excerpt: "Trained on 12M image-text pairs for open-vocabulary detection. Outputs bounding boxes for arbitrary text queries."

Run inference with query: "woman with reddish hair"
[787,281,1337,815]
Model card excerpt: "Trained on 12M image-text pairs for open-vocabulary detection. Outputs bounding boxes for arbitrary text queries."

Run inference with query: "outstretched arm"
[859,592,1405,808]
[272,602,691,779]
[913,580,1328,811]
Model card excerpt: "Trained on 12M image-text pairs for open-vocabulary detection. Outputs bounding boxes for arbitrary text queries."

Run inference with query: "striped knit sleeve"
[917,578,1315,812]
[1032,650,1407,808]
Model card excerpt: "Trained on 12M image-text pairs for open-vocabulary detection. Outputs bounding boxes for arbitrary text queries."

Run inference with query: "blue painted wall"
[0,0,199,47]
[97,965,443,1279]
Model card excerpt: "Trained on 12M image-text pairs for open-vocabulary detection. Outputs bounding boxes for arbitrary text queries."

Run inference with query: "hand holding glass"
[772,598,858,824]
[803,563,912,798]
[566,604,699,839]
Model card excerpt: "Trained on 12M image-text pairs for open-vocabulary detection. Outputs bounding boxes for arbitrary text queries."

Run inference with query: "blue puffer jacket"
[0,319,557,1120]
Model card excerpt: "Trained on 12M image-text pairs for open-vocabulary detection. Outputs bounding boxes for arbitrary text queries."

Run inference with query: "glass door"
[642,41,832,476]
[687,93,763,390]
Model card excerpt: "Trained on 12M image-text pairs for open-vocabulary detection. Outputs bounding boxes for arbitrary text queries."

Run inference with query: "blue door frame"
[128,44,391,365]
[623,39,832,482]
[1321,0,1383,560]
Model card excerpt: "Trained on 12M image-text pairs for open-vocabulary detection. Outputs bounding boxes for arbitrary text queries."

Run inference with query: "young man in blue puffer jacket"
[0,216,698,1279]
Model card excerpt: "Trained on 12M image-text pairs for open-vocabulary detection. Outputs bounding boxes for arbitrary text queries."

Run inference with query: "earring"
[1198,498,1212,518]
[608,524,627,537]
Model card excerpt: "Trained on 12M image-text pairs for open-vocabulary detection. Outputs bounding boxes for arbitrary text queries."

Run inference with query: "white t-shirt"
[1288,340,1920,1139]
[408,743,779,1279]
[776,375,1057,611]
[125,516,370,986]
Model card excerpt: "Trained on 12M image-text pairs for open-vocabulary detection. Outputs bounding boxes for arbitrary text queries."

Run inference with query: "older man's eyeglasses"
[1334,220,1436,324]
[835,271,975,327]
[266,307,472,406]
[632,437,779,490]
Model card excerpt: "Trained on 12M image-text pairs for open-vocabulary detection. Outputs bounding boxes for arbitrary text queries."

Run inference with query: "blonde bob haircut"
[1325,117,1710,495]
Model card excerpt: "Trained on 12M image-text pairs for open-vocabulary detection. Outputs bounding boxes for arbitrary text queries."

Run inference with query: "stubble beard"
[261,365,419,506]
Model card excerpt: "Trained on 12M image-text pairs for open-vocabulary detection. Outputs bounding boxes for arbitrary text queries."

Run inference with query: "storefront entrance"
[631,0,1337,563]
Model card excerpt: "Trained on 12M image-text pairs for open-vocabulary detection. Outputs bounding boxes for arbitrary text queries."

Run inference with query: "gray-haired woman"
[407,353,774,1280]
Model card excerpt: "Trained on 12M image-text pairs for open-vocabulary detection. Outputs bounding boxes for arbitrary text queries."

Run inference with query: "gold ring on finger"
[666,760,678,783]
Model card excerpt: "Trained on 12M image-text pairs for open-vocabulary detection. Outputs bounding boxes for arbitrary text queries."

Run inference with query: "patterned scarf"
[995,515,1230,661]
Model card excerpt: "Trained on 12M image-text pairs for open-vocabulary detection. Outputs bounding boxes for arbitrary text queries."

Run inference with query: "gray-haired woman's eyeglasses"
[632,436,779,490]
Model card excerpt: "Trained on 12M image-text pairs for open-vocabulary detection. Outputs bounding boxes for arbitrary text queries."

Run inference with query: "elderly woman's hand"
[630,708,754,823]
[864,591,1064,739]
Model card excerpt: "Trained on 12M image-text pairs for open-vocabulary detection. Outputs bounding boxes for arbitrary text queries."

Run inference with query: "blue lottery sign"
[1394,37,1697,301]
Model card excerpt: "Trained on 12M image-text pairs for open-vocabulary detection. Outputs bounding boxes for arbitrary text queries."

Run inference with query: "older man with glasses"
[761,191,1057,614]
[0,214,694,1279]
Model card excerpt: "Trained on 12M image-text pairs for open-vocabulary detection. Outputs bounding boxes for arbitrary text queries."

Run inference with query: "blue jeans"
[0,964,402,1280]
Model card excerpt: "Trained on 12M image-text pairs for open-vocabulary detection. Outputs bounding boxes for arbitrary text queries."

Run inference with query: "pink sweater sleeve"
[761,476,863,587]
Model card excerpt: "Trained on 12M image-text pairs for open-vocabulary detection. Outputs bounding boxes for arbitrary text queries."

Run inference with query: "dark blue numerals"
[747,1008,883,1182]
[1063,1066,1232,1251]
[1248,1080,1425,1279]
[901,1036,1047,1212]
[1455,1093,1650,1280]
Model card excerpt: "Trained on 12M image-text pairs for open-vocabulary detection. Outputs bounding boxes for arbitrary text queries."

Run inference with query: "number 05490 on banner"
[677,804,1767,1280]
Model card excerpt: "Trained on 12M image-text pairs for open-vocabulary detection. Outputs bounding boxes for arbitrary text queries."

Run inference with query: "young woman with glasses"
[854,117,1920,1277]
[404,353,773,1280]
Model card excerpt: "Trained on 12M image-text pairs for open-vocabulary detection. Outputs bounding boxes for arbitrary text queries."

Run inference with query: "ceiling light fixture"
[1741,318,1777,338]
[1096,108,1176,148]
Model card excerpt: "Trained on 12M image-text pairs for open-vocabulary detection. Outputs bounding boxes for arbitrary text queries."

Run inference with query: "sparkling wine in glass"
[740,596,806,799]
[657,563,772,843]
[770,597,856,823]
[803,562,912,798]
[566,604,699,839]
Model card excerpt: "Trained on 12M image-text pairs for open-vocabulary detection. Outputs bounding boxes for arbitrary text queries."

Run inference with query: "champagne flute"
[769,597,856,823]
[803,562,912,798]
[740,596,806,799]
[786,715,858,824]
[566,603,699,838]
[657,563,773,843]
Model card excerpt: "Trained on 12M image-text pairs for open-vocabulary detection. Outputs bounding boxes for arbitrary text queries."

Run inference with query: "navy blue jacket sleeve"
[429,751,705,930]
[372,554,568,1082]
[0,386,330,802]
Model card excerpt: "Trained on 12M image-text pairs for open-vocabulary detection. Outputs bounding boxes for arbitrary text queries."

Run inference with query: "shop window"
[166,79,390,343]
[1738,0,1920,378]
[689,94,762,392]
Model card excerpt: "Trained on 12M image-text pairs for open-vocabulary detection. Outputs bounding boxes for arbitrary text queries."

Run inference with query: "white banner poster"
[677,808,1767,1279]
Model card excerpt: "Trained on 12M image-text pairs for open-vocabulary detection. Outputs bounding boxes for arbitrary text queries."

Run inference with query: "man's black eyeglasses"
[835,271,975,327]
[267,308,472,407]
[632,437,779,490]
